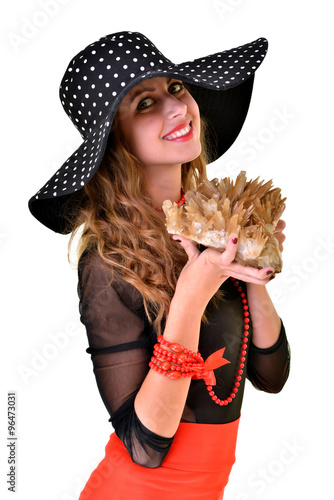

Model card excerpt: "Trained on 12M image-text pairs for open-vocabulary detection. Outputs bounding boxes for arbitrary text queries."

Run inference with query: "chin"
[185,145,202,163]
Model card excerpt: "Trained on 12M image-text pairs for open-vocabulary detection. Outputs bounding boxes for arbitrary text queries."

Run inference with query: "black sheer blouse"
[78,251,290,468]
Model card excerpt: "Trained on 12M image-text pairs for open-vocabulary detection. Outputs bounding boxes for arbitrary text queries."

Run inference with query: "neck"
[143,164,183,210]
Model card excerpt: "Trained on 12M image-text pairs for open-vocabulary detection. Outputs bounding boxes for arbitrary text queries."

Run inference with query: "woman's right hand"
[173,234,274,312]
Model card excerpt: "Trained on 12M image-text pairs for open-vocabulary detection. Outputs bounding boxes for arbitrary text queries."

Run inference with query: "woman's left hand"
[274,219,286,252]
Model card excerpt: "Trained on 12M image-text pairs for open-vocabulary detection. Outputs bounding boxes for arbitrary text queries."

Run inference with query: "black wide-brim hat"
[28,31,268,234]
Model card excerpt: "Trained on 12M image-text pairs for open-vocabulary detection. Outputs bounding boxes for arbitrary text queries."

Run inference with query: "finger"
[232,274,274,285]
[273,220,286,253]
[276,234,285,252]
[172,235,200,261]
[258,266,276,280]
[275,232,286,242]
[274,219,286,232]
[273,230,285,252]
[226,263,275,284]
[220,234,239,265]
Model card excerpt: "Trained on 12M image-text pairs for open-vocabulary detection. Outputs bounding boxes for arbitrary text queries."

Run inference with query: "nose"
[163,93,187,120]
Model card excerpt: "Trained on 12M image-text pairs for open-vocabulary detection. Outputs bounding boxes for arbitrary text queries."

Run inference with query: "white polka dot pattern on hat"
[32,31,268,215]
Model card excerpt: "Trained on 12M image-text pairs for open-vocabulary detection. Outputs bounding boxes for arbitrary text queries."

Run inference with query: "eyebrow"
[129,78,173,102]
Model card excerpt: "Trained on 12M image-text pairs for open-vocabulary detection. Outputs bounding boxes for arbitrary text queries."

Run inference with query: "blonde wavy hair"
[69,112,210,334]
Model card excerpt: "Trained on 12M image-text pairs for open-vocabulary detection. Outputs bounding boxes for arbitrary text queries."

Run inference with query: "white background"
[1,0,333,498]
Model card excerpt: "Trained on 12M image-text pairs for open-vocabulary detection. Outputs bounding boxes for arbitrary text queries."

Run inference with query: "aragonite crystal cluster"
[163,171,286,273]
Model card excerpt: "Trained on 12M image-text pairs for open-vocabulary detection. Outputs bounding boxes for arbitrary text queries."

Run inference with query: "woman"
[29,31,290,499]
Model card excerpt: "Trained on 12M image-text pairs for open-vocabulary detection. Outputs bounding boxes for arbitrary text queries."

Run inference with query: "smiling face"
[117,77,202,171]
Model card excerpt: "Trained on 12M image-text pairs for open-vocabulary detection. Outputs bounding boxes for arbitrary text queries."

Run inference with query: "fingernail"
[174,238,182,243]
[266,270,274,275]
[269,274,276,280]
[232,237,238,245]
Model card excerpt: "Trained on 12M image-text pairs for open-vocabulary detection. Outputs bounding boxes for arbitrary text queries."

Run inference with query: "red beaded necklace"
[149,276,250,407]
[205,277,250,406]
[155,189,185,212]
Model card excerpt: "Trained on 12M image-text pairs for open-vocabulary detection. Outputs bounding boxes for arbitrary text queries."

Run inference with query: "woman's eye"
[169,82,184,94]
[137,97,154,111]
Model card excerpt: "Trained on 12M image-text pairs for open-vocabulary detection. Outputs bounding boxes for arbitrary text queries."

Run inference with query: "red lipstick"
[163,121,194,142]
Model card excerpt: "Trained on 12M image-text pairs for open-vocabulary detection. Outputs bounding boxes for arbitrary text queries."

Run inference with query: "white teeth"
[165,124,191,140]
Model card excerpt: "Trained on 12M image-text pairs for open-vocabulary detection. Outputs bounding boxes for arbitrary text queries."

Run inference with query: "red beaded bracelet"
[149,277,250,406]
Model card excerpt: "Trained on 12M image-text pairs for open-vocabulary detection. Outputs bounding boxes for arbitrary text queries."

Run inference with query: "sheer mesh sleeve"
[246,321,290,393]
[78,251,174,468]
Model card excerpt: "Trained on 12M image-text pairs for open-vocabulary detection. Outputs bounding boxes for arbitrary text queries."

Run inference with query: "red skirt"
[79,417,240,500]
